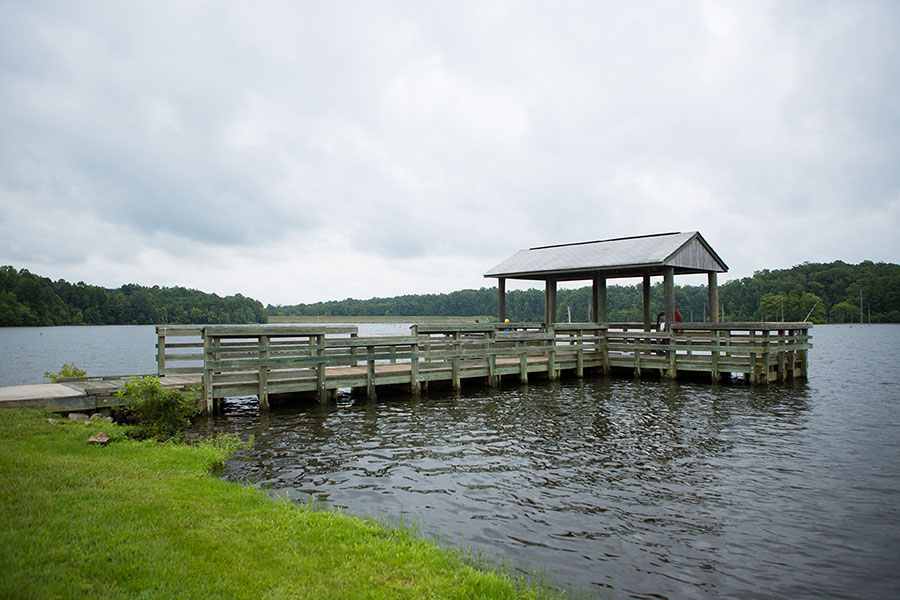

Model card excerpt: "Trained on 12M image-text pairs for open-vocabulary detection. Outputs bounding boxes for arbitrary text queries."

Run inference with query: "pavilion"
[484,231,728,329]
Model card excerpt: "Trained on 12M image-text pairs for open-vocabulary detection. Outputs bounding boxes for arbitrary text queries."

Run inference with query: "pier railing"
[157,321,811,413]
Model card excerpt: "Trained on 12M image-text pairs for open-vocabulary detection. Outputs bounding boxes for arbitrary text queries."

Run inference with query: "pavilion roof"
[484,231,728,281]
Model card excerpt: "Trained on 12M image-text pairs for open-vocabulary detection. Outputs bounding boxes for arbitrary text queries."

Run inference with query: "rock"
[68,413,89,421]
[89,413,112,422]
[87,432,110,446]
[46,418,57,425]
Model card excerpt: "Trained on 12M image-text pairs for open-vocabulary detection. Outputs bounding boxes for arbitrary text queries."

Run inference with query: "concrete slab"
[0,383,92,411]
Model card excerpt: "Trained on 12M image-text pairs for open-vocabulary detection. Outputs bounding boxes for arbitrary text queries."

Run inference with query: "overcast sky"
[1,1,898,305]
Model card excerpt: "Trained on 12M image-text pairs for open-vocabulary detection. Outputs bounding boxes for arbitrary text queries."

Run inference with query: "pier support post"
[708,272,719,323]
[258,334,270,410]
[366,346,377,400]
[157,327,166,377]
[643,274,652,331]
[545,279,557,325]
[498,278,506,323]
[315,334,328,404]
[664,267,676,378]
[410,327,421,396]
[592,275,607,324]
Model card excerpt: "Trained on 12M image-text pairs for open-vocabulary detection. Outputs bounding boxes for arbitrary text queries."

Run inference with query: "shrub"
[43,363,87,382]
[117,376,199,440]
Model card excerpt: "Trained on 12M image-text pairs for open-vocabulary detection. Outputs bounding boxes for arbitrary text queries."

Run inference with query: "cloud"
[1,1,898,305]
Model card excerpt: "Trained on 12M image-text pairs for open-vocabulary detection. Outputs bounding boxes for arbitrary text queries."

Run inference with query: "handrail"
[189,321,811,413]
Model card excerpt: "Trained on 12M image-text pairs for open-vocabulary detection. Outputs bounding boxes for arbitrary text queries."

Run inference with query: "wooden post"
[575,328,584,378]
[487,329,498,388]
[366,345,377,400]
[202,330,214,415]
[258,334,270,410]
[498,278,506,323]
[642,274,652,331]
[708,272,719,323]
[545,278,557,325]
[663,266,675,377]
[593,275,607,324]
[410,326,420,396]
[519,339,529,384]
[157,327,166,377]
[452,331,461,391]
[547,325,557,380]
[315,334,327,403]
[710,327,721,383]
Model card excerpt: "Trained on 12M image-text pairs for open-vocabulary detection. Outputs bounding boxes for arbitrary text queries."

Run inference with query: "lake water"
[2,324,899,598]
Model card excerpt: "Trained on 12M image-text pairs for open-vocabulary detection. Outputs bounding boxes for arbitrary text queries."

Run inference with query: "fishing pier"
[0,232,811,414]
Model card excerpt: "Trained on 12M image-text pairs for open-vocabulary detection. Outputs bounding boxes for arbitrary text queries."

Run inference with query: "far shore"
[268,315,497,324]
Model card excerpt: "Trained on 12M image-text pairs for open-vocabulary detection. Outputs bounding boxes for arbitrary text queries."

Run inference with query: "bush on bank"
[0,409,562,600]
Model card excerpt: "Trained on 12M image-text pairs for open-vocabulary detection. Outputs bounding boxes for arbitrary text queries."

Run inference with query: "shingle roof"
[484,231,727,280]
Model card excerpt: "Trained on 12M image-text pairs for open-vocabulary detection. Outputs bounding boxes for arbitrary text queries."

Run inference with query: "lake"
[2,323,899,598]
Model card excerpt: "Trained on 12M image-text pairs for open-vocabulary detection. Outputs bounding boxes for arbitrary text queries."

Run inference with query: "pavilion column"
[664,266,675,331]
[545,278,557,325]
[708,272,719,323]
[642,274,652,331]
[498,278,506,322]
[592,274,607,323]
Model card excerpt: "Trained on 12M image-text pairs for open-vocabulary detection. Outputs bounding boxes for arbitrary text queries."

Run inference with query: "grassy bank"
[268,315,497,324]
[0,410,560,599]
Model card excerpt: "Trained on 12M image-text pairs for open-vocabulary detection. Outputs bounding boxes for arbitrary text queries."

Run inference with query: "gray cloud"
[1,1,898,304]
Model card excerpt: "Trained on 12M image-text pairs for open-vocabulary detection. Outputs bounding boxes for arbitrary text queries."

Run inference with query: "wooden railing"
[162,321,811,413]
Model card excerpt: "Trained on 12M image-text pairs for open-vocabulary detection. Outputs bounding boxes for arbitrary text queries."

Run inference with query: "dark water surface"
[2,324,898,598]
[185,324,900,599]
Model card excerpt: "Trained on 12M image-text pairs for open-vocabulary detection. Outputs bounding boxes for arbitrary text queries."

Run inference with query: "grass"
[268,315,497,324]
[0,409,563,599]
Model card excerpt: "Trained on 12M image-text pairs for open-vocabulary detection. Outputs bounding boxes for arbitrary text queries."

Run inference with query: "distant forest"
[0,266,265,326]
[2,260,898,327]
[268,260,900,324]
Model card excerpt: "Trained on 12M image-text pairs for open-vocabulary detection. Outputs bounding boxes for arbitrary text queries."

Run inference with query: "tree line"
[0,266,266,326]
[268,260,900,324]
[2,260,897,327]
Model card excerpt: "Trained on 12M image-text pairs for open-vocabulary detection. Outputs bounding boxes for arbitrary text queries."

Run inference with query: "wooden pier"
[0,233,814,414]
[159,321,810,414]
[0,320,811,414]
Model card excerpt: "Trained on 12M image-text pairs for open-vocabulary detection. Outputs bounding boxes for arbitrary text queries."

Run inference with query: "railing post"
[519,338,529,384]
[576,328,584,378]
[547,325,557,380]
[487,328,498,388]
[316,334,327,403]
[366,345,377,400]
[711,327,721,383]
[451,330,462,391]
[749,329,758,384]
[601,327,610,375]
[202,330,214,415]
[777,328,787,382]
[410,326,420,396]
[666,329,677,379]
[157,327,166,377]
[258,334,270,411]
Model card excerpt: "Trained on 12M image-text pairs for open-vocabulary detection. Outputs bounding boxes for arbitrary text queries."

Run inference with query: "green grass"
[0,409,562,599]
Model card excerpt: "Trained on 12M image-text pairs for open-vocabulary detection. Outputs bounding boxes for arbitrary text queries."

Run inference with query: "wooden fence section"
[181,322,811,413]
